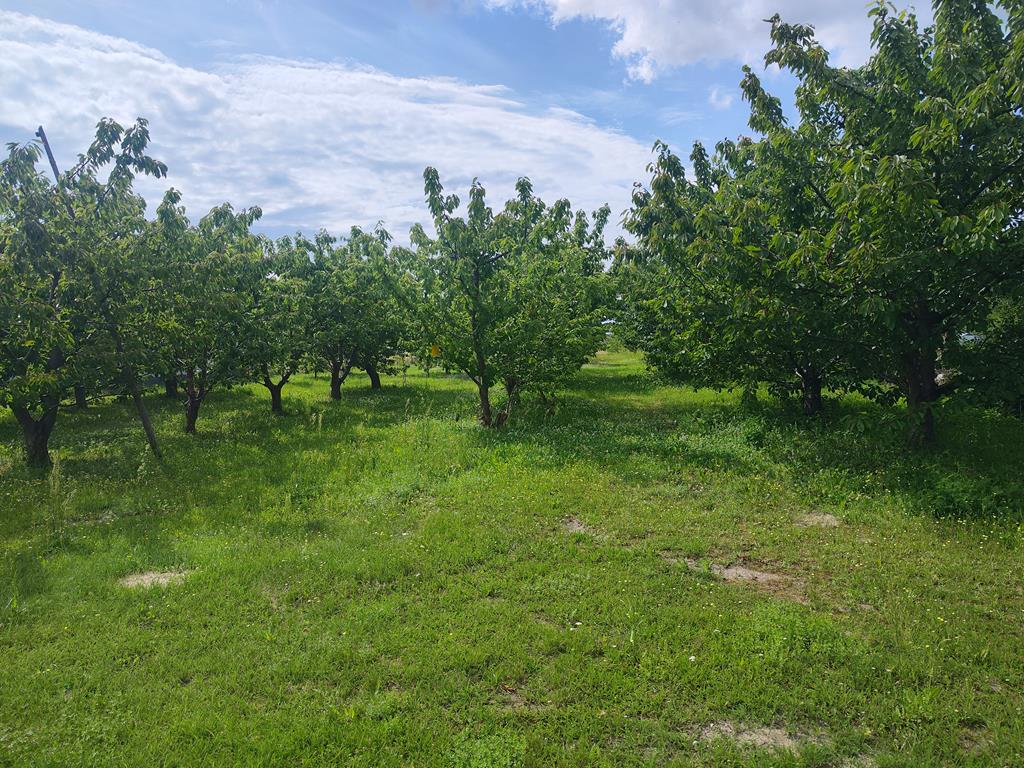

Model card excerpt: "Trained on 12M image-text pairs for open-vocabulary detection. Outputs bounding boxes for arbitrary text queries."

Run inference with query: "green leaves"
[303,225,410,380]
[0,118,171,462]
[624,0,1024,431]
[413,168,608,424]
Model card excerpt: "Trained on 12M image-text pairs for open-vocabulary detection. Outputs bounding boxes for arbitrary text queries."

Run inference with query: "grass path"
[1,352,1022,766]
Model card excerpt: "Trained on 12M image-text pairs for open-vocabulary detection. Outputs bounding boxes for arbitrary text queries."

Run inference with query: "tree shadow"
[2,360,1021,547]
[483,367,1024,526]
[2,372,483,541]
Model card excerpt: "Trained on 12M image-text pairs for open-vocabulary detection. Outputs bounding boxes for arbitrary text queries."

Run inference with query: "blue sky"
[0,1,931,238]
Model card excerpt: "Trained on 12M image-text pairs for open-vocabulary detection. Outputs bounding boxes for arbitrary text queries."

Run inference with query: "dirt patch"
[958,722,992,755]
[664,553,807,603]
[531,611,559,628]
[687,559,786,585]
[265,586,282,610]
[563,516,593,535]
[698,721,824,750]
[118,570,190,589]
[797,512,841,528]
[496,682,549,712]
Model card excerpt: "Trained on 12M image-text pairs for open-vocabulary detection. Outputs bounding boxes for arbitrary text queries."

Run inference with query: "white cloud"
[708,86,734,111]
[485,0,933,81]
[0,11,652,238]
[658,107,703,126]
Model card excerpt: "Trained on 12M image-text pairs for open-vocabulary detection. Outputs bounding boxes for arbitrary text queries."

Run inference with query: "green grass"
[1,352,1022,767]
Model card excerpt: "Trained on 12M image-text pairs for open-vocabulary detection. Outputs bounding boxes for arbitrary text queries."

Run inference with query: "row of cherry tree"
[4,1,1021,468]
[0,122,611,468]
[615,0,1024,442]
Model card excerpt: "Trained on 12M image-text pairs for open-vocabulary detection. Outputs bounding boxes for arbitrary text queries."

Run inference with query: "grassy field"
[1,351,1022,767]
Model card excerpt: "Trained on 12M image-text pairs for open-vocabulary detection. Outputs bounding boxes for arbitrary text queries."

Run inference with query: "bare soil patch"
[531,610,559,628]
[958,721,992,755]
[698,720,824,750]
[798,512,841,527]
[118,570,190,589]
[662,553,807,603]
[495,682,549,712]
[839,757,878,767]
[563,515,593,535]
[686,559,786,585]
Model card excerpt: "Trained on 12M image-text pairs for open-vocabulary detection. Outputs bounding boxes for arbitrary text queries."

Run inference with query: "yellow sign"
[430,345,441,358]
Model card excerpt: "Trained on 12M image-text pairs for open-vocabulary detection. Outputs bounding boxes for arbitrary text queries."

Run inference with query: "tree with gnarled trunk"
[763,0,1024,441]
[149,191,262,433]
[243,238,311,415]
[0,119,167,468]
[413,168,608,426]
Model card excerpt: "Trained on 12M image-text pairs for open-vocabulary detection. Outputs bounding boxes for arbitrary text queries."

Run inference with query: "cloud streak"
[708,87,734,111]
[484,0,933,81]
[0,11,652,238]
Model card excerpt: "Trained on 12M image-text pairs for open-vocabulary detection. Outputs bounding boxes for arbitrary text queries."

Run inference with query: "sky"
[0,0,933,240]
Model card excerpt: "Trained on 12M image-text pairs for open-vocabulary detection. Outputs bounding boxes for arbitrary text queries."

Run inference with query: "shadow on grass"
[2,360,1022,546]
[485,368,1024,526]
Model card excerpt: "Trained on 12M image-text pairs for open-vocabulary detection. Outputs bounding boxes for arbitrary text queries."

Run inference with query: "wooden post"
[35,126,62,184]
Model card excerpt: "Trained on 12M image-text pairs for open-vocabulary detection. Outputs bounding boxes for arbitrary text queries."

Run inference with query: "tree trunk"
[110,327,161,459]
[469,263,492,426]
[128,384,162,459]
[902,303,940,444]
[539,390,556,416]
[365,361,382,389]
[13,405,57,469]
[164,375,179,399]
[905,350,938,444]
[121,364,161,459]
[329,358,352,400]
[495,377,520,428]
[330,359,343,400]
[798,367,823,416]
[740,384,758,409]
[74,384,88,410]
[477,382,493,427]
[184,394,202,434]
[23,420,53,468]
[267,383,284,414]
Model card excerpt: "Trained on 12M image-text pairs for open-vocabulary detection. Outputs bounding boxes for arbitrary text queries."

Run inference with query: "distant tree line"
[1,0,1021,469]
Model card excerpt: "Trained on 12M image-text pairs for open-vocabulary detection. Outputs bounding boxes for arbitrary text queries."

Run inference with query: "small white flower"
[689,655,696,662]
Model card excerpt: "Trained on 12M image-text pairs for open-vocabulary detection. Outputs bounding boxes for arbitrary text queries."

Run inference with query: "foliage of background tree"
[490,180,611,416]
[622,81,868,415]
[150,192,263,432]
[414,168,608,426]
[244,237,311,414]
[945,295,1024,415]
[303,225,410,398]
